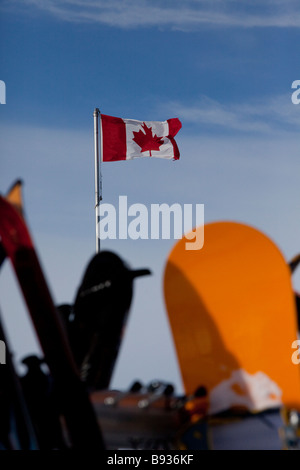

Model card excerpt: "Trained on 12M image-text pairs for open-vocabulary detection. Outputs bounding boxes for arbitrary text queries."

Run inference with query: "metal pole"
[93,108,101,253]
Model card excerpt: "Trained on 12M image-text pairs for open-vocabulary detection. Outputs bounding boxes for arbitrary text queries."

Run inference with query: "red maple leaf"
[132,123,164,156]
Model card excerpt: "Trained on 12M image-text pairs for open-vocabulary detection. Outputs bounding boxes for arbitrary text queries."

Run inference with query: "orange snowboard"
[164,221,300,415]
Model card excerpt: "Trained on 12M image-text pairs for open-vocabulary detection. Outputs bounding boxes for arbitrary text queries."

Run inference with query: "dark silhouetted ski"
[59,251,151,390]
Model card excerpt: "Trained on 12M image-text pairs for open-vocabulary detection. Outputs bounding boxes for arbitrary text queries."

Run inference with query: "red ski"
[0,194,105,449]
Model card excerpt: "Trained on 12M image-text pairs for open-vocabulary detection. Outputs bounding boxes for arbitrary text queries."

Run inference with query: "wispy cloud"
[4,0,300,29]
[162,94,300,134]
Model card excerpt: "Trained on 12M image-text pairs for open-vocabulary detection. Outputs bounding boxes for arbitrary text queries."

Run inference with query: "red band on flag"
[101,114,126,162]
[167,118,182,161]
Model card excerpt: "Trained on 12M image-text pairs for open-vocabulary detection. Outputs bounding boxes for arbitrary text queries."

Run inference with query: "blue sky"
[0,0,300,393]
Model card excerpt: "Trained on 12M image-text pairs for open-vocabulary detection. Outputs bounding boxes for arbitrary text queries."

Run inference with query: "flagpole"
[93,108,102,253]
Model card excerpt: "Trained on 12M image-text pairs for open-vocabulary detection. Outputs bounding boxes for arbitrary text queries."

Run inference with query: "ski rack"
[1,184,297,450]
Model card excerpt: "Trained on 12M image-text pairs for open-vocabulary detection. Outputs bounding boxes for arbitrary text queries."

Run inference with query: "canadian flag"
[101,114,182,162]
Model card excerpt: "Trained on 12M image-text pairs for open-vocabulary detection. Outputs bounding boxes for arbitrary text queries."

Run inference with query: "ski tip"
[130,268,152,279]
[80,251,151,284]
[6,179,24,195]
[5,179,24,216]
[289,253,300,274]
